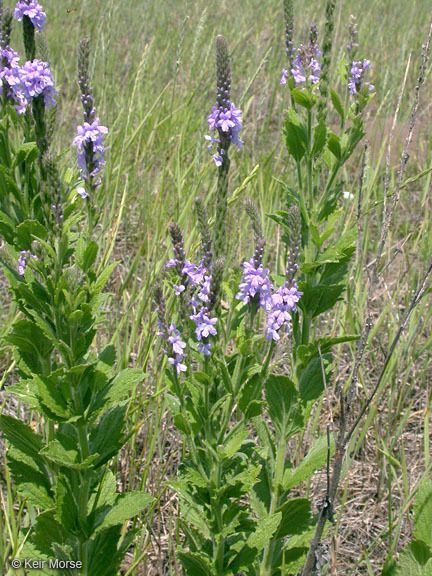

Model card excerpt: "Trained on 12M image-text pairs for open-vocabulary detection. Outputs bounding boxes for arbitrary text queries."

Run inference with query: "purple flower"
[282,41,321,88]
[14,1,46,31]
[205,101,243,164]
[168,324,187,355]
[348,59,374,95]
[14,59,57,108]
[73,117,108,180]
[17,250,37,276]
[168,355,187,375]
[280,68,289,85]
[265,281,302,342]
[190,307,217,340]
[182,260,206,287]
[197,342,213,357]
[236,258,273,309]
[173,284,185,296]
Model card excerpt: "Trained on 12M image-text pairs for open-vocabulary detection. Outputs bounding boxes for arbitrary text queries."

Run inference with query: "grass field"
[1,0,432,574]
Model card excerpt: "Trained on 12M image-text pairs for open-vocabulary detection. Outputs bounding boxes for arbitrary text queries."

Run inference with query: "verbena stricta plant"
[0,2,152,574]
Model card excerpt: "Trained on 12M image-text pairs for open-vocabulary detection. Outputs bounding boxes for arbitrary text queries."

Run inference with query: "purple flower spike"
[265,281,303,342]
[73,118,108,180]
[348,59,374,95]
[14,1,46,31]
[236,258,273,309]
[190,308,217,341]
[205,93,243,165]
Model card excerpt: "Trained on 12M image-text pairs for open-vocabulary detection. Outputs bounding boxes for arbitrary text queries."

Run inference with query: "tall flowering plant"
[0,3,151,574]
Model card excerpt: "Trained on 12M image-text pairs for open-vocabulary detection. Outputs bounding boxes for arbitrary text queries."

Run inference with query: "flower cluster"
[14,0,46,31]
[280,42,321,86]
[167,324,187,375]
[236,253,302,342]
[236,257,272,310]
[73,118,108,182]
[168,256,218,357]
[17,250,37,275]
[348,59,374,95]
[265,281,301,342]
[1,53,57,113]
[206,102,243,166]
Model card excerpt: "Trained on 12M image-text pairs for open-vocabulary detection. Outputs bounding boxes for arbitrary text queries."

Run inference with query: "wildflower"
[280,68,289,85]
[168,324,187,356]
[206,101,243,164]
[73,118,108,181]
[265,281,302,342]
[76,186,89,199]
[182,260,206,287]
[197,342,213,357]
[9,58,57,110]
[190,307,217,340]
[348,58,374,95]
[17,250,37,275]
[168,355,187,375]
[236,257,273,309]
[281,24,322,88]
[14,0,46,31]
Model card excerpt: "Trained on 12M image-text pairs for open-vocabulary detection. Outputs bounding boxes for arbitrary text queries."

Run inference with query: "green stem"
[260,435,287,575]
[211,460,225,575]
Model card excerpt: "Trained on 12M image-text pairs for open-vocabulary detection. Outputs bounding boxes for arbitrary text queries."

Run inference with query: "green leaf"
[228,513,281,573]
[6,318,53,375]
[40,439,99,470]
[330,89,345,121]
[291,88,315,110]
[283,108,307,162]
[93,491,153,534]
[275,498,312,538]
[220,426,250,460]
[13,142,39,167]
[82,241,98,272]
[102,368,146,404]
[298,353,332,402]
[312,120,328,158]
[90,405,127,467]
[298,282,345,318]
[88,526,136,576]
[284,435,335,490]
[177,550,213,576]
[55,475,80,535]
[327,132,342,160]
[0,414,43,456]
[396,541,432,575]
[414,477,432,547]
[15,219,48,250]
[7,447,53,508]
[35,375,71,421]
[23,511,67,559]
[265,375,303,439]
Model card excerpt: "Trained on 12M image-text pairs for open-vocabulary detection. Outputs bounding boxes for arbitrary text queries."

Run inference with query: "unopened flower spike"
[346,14,359,55]
[283,0,294,69]
[194,197,212,271]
